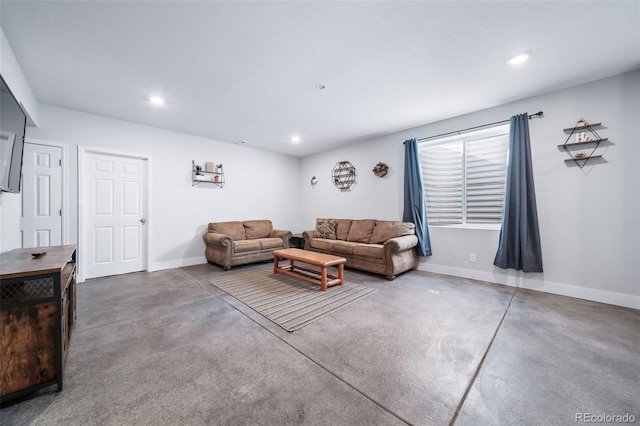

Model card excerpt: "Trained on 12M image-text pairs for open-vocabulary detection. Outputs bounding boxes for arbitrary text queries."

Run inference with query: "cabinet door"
[0,302,58,396]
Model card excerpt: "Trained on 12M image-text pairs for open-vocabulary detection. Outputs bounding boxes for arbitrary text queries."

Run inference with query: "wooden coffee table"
[272,248,346,291]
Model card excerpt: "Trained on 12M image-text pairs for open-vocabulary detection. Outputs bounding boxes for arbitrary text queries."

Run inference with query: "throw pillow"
[314,218,337,239]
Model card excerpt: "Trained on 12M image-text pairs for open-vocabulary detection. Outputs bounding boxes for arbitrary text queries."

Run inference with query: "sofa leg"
[386,275,395,280]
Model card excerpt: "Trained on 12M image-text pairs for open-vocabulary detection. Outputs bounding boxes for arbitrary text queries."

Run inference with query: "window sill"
[429,223,501,231]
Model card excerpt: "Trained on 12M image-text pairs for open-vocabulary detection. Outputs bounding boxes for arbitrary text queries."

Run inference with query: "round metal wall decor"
[332,161,357,190]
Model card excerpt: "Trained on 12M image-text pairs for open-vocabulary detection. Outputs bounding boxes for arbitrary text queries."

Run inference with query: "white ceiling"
[1,1,638,157]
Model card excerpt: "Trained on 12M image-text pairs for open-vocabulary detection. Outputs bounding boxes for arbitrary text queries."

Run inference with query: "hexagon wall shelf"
[332,161,357,190]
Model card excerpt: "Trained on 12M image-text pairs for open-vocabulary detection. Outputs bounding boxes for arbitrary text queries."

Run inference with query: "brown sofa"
[303,218,419,280]
[203,220,292,270]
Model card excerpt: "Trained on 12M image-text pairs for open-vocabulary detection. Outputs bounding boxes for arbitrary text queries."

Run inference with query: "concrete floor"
[1,262,638,425]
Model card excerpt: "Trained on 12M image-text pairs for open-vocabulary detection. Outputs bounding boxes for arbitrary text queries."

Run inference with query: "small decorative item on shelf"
[575,132,591,142]
[372,161,389,177]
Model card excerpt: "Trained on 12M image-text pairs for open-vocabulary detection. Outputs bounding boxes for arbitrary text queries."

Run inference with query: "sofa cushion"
[346,219,376,243]
[314,218,337,239]
[234,239,261,253]
[259,237,283,250]
[310,238,333,251]
[244,220,273,239]
[209,221,246,240]
[329,240,355,255]
[334,219,352,241]
[353,243,384,259]
[369,221,416,244]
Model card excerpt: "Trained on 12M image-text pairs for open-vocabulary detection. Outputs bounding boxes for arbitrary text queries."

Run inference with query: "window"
[418,125,509,226]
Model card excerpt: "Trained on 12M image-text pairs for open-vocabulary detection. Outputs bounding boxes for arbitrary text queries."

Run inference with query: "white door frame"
[24,138,69,245]
[78,146,152,282]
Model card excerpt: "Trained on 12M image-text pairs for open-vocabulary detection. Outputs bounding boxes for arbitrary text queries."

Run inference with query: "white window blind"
[465,134,509,223]
[419,141,463,225]
[419,125,509,226]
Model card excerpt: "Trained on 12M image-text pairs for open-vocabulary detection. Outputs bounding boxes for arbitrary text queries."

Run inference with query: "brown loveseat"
[303,218,419,280]
[203,220,292,270]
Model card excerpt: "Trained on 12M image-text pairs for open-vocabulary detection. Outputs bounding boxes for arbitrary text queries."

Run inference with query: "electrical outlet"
[469,253,477,262]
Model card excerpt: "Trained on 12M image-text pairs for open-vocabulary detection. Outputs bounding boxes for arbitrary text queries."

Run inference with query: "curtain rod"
[414,111,544,143]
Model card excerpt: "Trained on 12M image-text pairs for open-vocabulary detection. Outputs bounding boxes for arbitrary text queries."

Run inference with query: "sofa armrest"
[203,232,234,270]
[203,232,233,247]
[270,229,292,239]
[270,229,293,248]
[383,235,418,253]
[302,230,315,249]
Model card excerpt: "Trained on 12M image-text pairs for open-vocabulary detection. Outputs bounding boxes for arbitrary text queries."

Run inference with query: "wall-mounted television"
[0,74,27,193]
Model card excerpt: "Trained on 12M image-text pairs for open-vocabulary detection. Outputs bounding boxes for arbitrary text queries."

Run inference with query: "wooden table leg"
[320,266,328,291]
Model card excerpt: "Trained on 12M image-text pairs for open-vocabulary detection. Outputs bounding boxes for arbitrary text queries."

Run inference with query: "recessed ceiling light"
[507,52,531,66]
[148,96,165,106]
[290,135,301,143]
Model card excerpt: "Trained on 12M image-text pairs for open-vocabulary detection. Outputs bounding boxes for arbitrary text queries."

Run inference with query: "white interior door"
[21,143,62,247]
[83,151,147,279]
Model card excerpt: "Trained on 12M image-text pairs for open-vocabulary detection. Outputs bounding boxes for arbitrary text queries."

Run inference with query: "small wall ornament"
[372,162,389,177]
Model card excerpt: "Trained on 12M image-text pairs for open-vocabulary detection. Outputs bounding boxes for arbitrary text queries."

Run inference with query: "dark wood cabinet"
[290,234,304,249]
[0,245,76,404]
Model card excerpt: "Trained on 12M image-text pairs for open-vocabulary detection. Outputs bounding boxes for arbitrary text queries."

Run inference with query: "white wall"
[0,191,21,253]
[0,25,40,252]
[0,26,38,125]
[25,105,302,271]
[300,70,640,309]
[299,146,405,224]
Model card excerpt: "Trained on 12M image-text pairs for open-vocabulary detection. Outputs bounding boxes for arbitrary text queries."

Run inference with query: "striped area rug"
[209,266,376,332]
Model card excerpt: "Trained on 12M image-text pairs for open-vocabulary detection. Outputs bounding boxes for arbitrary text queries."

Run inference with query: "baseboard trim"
[417,264,640,310]
[150,256,206,272]
[149,258,639,309]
